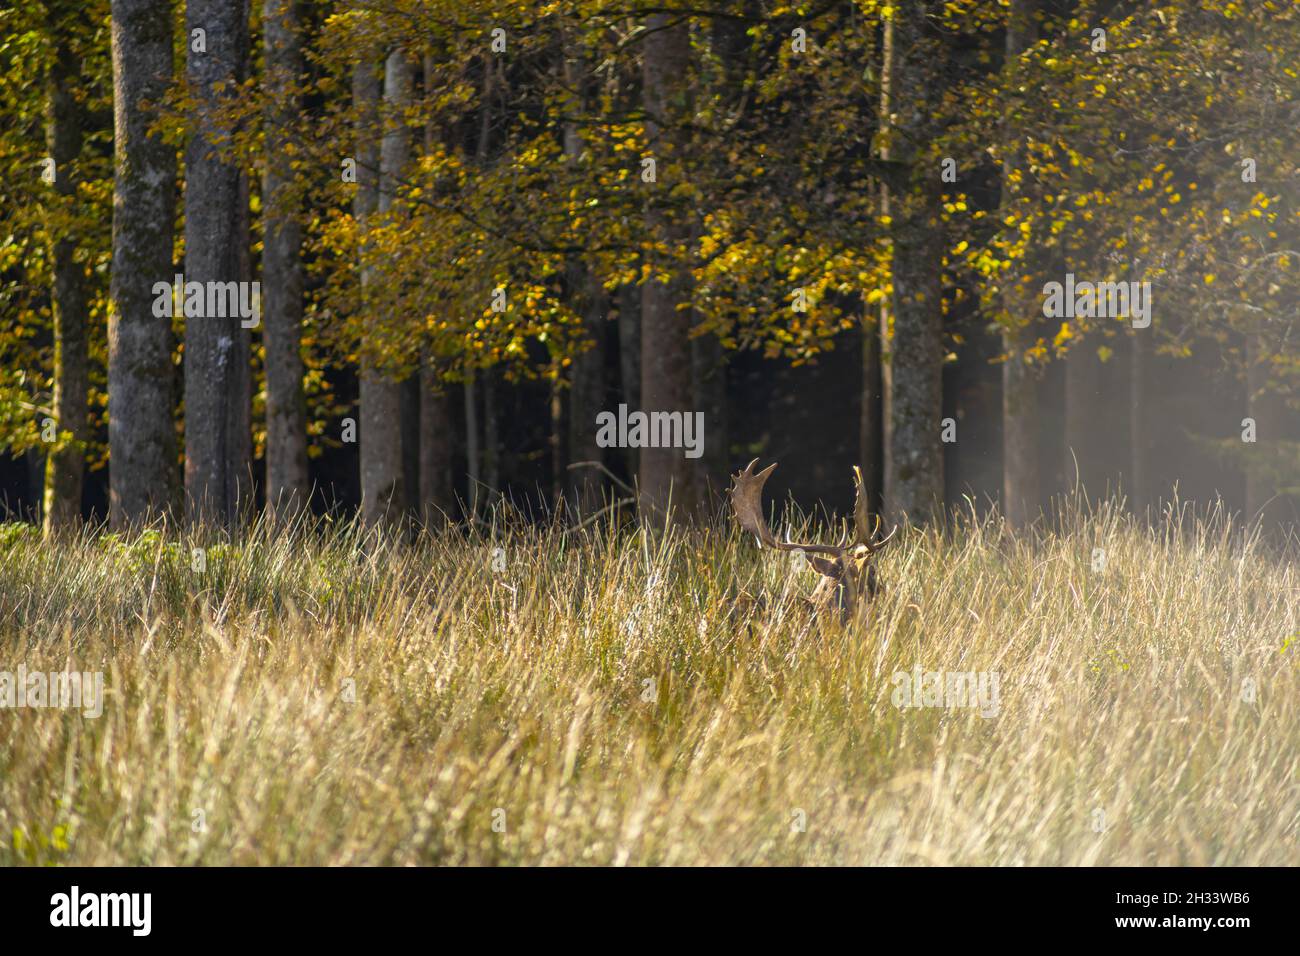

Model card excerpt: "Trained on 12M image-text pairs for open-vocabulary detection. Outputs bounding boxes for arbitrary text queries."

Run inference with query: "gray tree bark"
[400,373,421,524]
[262,0,308,523]
[888,222,945,522]
[418,360,454,529]
[1002,329,1041,526]
[1000,0,1041,527]
[550,379,564,504]
[1063,343,1107,500]
[568,273,608,513]
[1128,329,1149,515]
[416,55,456,530]
[1245,335,1288,527]
[691,1,743,501]
[483,369,500,502]
[877,16,894,497]
[560,55,609,514]
[43,1,91,533]
[859,307,883,517]
[184,0,251,528]
[464,372,480,520]
[691,322,727,502]
[884,3,945,523]
[863,18,891,516]
[617,280,641,479]
[108,0,179,529]
[357,52,409,530]
[638,14,698,523]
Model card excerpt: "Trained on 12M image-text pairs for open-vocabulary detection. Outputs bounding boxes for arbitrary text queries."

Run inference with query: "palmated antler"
[851,465,898,552]
[729,459,841,556]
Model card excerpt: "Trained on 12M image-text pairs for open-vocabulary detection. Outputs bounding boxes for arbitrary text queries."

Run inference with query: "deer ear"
[806,554,842,577]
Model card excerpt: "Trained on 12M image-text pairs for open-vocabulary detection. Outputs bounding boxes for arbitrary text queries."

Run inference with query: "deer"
[728,458,898,618]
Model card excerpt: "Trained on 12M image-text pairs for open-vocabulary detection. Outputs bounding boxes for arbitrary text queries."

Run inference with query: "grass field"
[1,499,1297,865]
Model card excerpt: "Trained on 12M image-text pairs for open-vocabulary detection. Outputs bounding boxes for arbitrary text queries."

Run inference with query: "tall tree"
[687,8,754,502]
[616,279,641,479]
[691,311,727,500]
[562,44,608,513]
[883,3,946,522]
[416,54,455,530]
[1244,335,1288,526]
[358,50,412,530]
[417,362,453,528]
[108,0,178,528]
[42,0,91,533]
[638,13,698,522]
[858,305,883,517]
[1063,342,1107,499]
[262,0,308,523]
[184,0,251,527]
[1127,330,1149,514]
[567,280,608,512]
[459,54,493,524]
[999,0,1041,527]
[483,369,500,502]
[867,14,894,520]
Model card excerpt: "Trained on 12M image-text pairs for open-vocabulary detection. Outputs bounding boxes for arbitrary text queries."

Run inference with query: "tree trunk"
[691,19,735,498]
[400,373,421,524]
[863,23,891,517]
[1245,335,1288,528]
[458,57,495,523]
[1063,343,1106,500]
[184,0,250,528]
[1128,329,1149,515]
[639,278,696,521]
[884,3,946,523]
[464,372,480,520]
[416,55,455,529]
[233,136,254,515]
[617,280,641,479]
[876,15,894,510]
[999,0,1041,527]
[858,307,883,516]
[550,378,564,505]
[691,322,727,501]
[638,14,697,523]
[483,368,499,503]
[888,221,945,522]
[1002,333,1040,526]
[561,48,609,515]
[418,360,454,529]
[42,3,90,534]
[357,52,410,531]
[108,0,178,529]
[262,0,308,523]
[567,275,607,513]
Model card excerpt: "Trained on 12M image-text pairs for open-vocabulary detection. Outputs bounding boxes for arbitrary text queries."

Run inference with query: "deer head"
[729,458,897,616]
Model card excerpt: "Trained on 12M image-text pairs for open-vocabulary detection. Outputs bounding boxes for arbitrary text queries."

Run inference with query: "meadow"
[1,499,1297,865]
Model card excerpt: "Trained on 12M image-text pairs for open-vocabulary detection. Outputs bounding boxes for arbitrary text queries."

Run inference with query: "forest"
[1,0,1295,532]
[0,0,1297,869]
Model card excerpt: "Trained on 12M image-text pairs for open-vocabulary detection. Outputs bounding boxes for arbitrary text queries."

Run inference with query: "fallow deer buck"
[729,459,897,617]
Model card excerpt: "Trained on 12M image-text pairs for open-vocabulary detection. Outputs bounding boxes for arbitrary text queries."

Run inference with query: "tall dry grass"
[0,497,1297,865]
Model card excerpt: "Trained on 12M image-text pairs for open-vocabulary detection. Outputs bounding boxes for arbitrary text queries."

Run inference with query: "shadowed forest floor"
[0,500,1297,865]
